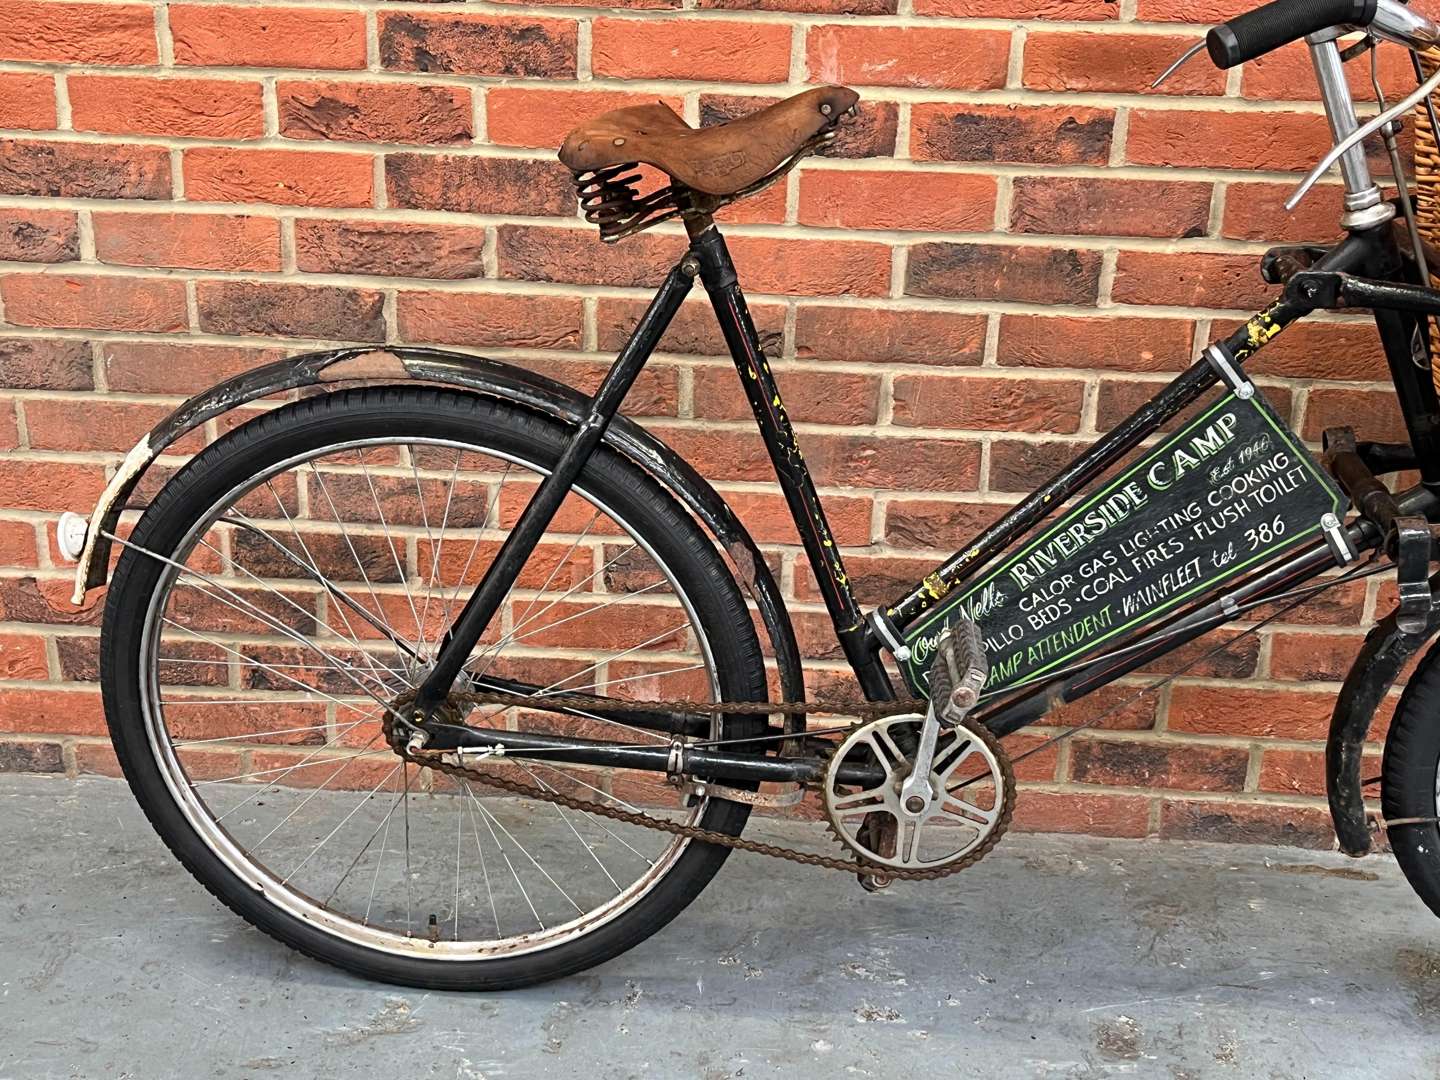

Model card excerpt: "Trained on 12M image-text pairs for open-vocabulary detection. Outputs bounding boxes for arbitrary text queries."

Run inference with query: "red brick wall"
[0,0,1412,845]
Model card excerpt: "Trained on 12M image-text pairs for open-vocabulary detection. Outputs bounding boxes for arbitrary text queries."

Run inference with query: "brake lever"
[1152,40,1209,89]
[1287,59,1440,209]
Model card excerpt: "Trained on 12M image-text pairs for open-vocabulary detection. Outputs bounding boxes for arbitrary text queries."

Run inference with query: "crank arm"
[417,719,887,787]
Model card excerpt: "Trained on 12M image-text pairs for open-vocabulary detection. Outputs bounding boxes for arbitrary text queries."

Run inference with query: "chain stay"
[385,690,1012,881]
[446,688,928,721]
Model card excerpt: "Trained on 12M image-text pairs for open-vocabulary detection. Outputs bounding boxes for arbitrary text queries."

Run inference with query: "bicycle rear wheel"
[100,386,767,989]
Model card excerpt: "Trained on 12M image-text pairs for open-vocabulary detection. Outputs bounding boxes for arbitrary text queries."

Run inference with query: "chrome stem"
[1290,59,1440,212]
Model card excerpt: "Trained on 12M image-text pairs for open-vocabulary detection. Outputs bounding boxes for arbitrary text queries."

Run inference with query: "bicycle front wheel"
[100,386,767,989]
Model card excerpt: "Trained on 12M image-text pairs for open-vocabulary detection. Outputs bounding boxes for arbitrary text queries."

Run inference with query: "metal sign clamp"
[1203,343,1255,401]
[1322,511,1360,566]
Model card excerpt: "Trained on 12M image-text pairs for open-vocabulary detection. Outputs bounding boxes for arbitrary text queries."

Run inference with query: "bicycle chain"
[382,690,1015,881]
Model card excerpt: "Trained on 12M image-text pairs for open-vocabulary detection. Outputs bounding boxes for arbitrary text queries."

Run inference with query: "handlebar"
[1188,0,1440,219]
[1206,0,1378,69]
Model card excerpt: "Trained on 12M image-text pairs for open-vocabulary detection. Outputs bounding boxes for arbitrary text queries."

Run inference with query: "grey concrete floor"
[2,774,1438,1080]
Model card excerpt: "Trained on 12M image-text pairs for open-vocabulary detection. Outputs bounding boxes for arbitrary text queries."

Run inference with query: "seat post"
[681,195,715,241]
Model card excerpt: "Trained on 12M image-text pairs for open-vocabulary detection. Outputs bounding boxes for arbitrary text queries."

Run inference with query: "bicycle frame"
[408,198,1440,733]
[59,24,1440,849]
[415,32,1440,743]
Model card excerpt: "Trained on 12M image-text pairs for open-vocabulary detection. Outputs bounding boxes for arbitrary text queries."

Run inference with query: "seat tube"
[687,222,893,698]
[1308,32,1394,231]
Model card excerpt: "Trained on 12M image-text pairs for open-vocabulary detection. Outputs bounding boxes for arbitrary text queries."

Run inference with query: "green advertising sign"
[899,390,1347,697]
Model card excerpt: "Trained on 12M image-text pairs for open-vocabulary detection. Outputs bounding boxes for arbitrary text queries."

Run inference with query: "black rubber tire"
[101,386,768,990]
[1383,639,1440,919]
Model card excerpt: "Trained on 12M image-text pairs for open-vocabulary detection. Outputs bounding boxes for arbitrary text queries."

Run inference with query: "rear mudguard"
[70,345,805,705]
[1328,578,1440,855]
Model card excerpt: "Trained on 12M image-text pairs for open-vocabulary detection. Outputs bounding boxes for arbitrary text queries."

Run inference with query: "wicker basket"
[1413,47,1440,393]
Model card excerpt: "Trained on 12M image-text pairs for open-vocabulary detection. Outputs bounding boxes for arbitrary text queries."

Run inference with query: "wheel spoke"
[221,506,414,686]
[110,531,411,725]
[471,793,584,915]
[363,772,403,925]
[199,740,383,789]
[519,763,622,891]
[441,461,513,628]
[357,447,424,657]
[158,618,385,723]
[253,730,387,851]
[129,428,725,961]
[309,463,414,675]
[418,448,463,663]
[328,775,407,908]
[251,482,399,679]
[282,762,404,885]
[460,779,503,939]
[470,516,609,676]
[465,782,545,931]
[467,508,606,683]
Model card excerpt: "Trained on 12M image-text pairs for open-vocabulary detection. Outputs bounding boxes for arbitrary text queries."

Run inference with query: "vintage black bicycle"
[59,0,1440,988]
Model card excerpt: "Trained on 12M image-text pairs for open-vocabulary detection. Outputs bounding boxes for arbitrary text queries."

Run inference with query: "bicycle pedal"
[853,812,896,892]
[932,620,988,724]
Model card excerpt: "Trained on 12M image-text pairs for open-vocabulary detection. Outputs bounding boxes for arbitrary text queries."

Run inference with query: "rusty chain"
[383,690,1015,881]
[378,552,1399,880]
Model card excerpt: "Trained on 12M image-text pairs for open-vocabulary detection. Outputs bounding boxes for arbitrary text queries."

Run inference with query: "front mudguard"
[70,345,806,705]
[1328,578,1440,855]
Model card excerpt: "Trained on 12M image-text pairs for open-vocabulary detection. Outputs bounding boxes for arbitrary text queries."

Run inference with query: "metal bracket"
[1203,344,1254,401]
[1393,516,1434,635]
[1321,511,1359,566]
[666,737,687,785]
[868,609,911,662]
[683,780,806,808]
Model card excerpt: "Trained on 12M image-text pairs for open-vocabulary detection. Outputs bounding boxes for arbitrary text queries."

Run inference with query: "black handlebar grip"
[1207,0,1378,69]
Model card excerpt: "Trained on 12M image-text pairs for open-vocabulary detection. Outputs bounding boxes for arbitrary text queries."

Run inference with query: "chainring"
[823,712,1014,873]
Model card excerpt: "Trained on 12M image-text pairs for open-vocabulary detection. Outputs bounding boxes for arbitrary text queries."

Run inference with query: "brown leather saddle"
[559,86,860,240]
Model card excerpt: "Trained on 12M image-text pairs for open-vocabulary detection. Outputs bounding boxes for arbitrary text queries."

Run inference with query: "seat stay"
[411,259,697,716]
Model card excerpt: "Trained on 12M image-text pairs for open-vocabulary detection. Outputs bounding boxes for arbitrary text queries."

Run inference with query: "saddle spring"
[572,164,686,243]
